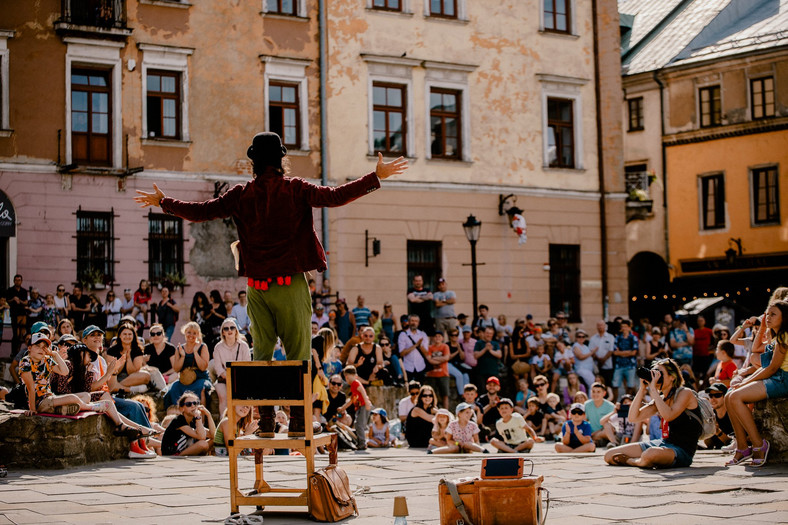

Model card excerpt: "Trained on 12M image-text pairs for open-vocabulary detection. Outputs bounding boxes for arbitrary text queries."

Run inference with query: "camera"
[636,366,652,382]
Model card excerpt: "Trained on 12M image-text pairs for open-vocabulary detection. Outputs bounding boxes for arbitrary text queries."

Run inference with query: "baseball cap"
[82,325,105,338]
[455,402,474,415]
[56,334,79,345]
[438,277,446,283]
[486,376,500,385]
[461,325,471,333]
[71,342,98,361]
[436,408,453,419]
[705,383,728,396]
[30,332,51,346]
[576,328,587,336]
[570,403,585,413]
[497,397,514,407]
[31,321,49,334]
[371,407,388,419]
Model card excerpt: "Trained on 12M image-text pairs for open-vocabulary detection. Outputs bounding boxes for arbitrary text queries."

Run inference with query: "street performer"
[135,132,408,436]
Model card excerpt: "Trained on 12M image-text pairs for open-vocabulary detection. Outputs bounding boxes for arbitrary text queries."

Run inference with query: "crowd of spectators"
[3,273,786,469]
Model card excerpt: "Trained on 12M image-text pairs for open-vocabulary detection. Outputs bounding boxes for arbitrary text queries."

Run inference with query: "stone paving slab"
[2,447,788,524]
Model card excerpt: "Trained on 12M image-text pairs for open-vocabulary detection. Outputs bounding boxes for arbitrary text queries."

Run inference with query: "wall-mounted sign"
[0,191,15,237]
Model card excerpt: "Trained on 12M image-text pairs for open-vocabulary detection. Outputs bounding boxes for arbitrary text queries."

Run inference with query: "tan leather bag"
[439,475,549,525]
[308,434,358,522]
[179,367,197,386]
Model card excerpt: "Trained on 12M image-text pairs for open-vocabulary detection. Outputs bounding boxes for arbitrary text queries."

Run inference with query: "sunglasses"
[570,410,584,415]
[535,383,548,388]
[330,381,343,386]
[708,392,724,399]
[381,342,391,346]
[150,331,163,337]
[57,288,65,292]
[410,391,420,395]
[421,394,434,398]
[222,326,237,332]
[181,401,199,407]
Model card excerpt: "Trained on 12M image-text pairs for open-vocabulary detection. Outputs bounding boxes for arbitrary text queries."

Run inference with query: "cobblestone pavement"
[1,442,788,524]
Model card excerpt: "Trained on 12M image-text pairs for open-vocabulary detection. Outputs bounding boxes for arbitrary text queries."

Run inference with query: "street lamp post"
[462,214,482,327]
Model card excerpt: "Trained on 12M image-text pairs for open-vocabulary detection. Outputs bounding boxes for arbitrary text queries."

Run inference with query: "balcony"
[625,170,654,222]
[55,0,132,39]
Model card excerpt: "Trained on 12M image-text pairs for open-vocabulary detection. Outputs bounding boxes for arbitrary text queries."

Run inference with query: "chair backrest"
[229,360,309,402]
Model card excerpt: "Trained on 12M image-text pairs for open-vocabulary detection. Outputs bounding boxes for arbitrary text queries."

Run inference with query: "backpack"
[682,387,716,440]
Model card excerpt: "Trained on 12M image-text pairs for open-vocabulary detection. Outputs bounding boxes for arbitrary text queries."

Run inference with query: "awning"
[675,297,725,316]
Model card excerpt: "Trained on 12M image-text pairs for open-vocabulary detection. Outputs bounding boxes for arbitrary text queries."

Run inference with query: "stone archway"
[628,251,669,324]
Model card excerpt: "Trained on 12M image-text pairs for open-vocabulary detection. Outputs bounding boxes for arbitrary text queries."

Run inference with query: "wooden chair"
[226,360,334,514]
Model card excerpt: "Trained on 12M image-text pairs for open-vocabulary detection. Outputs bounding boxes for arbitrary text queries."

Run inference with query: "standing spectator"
[474,305,498,332]
[42,293,59,328]
[692,316,714,383]
[120,288,135,320]
[311,302,329,328]
[133,280,152,327]
[212,318,251,416]
[102,290,123,340]
[7,274,29,352]
[474,326,502,388]
[669,318,695,366]
[352,295,371,328]
[459,325,478,372]
[433,278,457,336]
[346,326,385,385]
[156,286,180,341]
[590,320,616,389]
[380,302,399,343]
[572,329,596,390]
[584,382,615,444]
[398,314,429,384]
[340,365,372,450]
[230,290,251,343]
[425,331,450,408]
[26,288,44,330]
[85,293,105,330]
[645,326,669,368]
[447,329,470,397]
[53,284,70,322]
[318,278,333,309]
[69,285,91,332]
[554,312,572,345]
[407,274,434,336]
[335,298,356,345]
[613,319,639,398]
[203,290,227,353]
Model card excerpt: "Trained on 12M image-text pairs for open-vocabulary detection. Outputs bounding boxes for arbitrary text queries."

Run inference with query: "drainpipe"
[653,71,669,272]
[319,0,330,278]
[591,0,609,319]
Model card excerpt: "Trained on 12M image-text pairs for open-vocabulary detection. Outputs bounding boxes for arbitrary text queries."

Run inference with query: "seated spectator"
[573,391,589,405]
[461,383,484,427]
[55,318,77,341]
[703,383,733,450]
[491,398,543,453]
[606,358,702,468]
[555,403,596,453]
[529,341,552,382]
[379,336,405,386]
[165,322,213,408]
[478,376,504,437]
[514,377,536,415]
[367,408,396,448]
[550,341,574,391]
[599,394,639,447]
[429,408,452,450]
[398,380,421,426]
[562,372,587,406]
[143,324,177,384]
[446,329,470,396]
[106,324,151,394]
[212,318,251,416]
[214,405,257,456]
[543,392,566,439]
[523,397,544,435]
[161,392,216,456]
[584,382,615,443]
[431,402,484,454]
[510,319,532,379]
[405,385,437,448]
[712,340,737,387]
[425,332,451,408]
[323,374,353,428]
[595,374,616,402]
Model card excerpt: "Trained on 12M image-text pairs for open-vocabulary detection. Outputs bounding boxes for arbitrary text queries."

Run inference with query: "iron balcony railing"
[60,0,127,30]
[625,170,651,201]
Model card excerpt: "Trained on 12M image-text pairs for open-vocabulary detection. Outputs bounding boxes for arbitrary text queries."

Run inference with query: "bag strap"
[329,432,339,466]
[444,480,474,525]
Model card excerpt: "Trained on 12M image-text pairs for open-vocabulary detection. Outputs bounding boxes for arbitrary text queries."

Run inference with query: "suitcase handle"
[538,487,550,525]
[524,458,535,477]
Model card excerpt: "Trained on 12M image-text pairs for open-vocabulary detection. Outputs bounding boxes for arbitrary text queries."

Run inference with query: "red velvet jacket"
[161,170,380,280]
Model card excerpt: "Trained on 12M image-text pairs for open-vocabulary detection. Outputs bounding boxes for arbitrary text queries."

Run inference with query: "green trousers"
[247,272,312,361]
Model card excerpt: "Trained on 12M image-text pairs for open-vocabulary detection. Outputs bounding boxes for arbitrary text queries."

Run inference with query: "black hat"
[247,132,287,164]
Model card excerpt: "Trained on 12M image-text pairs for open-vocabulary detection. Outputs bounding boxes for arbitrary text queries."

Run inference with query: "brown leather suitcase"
[438,476,548,525]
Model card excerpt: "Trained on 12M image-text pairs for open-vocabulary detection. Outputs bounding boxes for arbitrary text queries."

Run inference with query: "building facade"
[620,0,788,320]
[1,0,628,351]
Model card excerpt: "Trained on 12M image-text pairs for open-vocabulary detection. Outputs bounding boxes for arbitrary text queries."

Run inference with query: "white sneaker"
[128,385,148,394]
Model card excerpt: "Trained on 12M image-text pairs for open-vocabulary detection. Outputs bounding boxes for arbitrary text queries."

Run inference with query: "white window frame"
[537,74,587,170]
[261,56,311,152]
[423,0,467,20]
[139,43,193,144]
[64,37,124,168]
[262,0,307,18]
[367,0,412,13]
[539,0,577,35]
[424,61,475,162]
[362,54,420,157]
[0,30,13,135]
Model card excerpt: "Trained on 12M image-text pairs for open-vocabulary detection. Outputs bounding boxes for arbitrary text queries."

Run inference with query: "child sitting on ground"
[491,398,544,453]
[523,397,544,437]
[367,408,396,448]
[543,392,566,439]
[160,392,216,456]
[431,402,485,454]
[555,403,596,453]
[429,408,453,450]
[712,340,738,387]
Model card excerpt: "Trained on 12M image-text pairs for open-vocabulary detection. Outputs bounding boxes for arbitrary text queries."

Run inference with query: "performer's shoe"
[287,406,322,437]
[254,406,276,438]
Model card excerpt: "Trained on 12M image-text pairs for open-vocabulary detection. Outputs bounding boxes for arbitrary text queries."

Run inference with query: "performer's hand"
[134,184,166,208]
[375,152,408,180]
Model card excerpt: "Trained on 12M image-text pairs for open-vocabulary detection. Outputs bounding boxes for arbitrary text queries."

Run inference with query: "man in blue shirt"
[612,319,639,398]
[352,295,371,328]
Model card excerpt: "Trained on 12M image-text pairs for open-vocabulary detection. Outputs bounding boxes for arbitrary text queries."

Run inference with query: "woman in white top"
[53,284,70,322]
[102,290,123,340]
[212,317,251,416]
